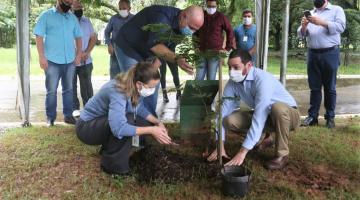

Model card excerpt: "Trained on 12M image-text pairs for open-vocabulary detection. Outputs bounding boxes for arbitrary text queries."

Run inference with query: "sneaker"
[64,116,76,125]
[163,90,169,103]
[301,116,318,126]
[72,110,81,118]
[47,119,54,127]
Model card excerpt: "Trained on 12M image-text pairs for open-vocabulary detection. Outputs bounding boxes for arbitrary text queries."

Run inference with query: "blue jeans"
[195,57,220,80]
[307,47,340,119]
[109,54,120,79]
[114,44,138,72]
[114,45,159,116]
[45,61,75,121]
[73,63,93,110]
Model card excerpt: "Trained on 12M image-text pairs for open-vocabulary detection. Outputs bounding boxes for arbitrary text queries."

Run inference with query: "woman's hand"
[150,126,172,145]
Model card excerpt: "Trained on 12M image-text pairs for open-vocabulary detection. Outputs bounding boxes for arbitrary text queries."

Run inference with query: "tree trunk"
[275,24,281,50]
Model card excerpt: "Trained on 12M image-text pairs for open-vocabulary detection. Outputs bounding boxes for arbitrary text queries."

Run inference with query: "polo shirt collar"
[244,67,255,81]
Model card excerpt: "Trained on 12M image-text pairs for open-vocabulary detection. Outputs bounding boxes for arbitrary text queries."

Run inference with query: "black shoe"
[176,90,181,100]
[64,116,76,125]
[101,165,130,176]
[326,118,335,129]
[301,116,318,126]
[163,90,169,103]
[47,119,54,127]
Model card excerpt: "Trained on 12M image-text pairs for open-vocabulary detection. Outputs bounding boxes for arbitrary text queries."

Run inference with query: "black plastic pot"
[221,165,251,197]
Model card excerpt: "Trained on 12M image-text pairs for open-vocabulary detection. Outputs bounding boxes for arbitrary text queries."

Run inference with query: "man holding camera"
[297,0,346,129]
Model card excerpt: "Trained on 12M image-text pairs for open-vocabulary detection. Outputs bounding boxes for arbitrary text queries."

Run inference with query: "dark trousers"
[160,59,180,90]
[76,114,150,174]
[307,47,340,119]
[73,63,93,110]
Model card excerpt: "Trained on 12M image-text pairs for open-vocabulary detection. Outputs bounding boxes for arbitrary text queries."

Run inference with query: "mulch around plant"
[129,145,222,184]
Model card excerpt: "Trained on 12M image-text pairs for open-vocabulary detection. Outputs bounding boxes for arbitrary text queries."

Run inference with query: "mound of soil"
[129,146,221,184]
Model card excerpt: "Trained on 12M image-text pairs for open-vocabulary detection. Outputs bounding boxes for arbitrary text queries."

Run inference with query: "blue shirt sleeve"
[242,76,274,150]
[108,91,137,139]
[104,17,113,45]
[327,6,346,35]
[34,11,47,37]
[73,15,82,38]
[136,98,151,120]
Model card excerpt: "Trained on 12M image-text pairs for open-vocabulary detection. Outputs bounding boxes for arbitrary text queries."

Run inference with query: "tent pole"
[280,0,290,85]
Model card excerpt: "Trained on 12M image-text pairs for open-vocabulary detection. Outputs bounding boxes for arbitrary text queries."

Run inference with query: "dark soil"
[129,146,221,184]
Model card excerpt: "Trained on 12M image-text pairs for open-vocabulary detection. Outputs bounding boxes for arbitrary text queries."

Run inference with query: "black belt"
[310,45,338,53]
[292,106,297,109]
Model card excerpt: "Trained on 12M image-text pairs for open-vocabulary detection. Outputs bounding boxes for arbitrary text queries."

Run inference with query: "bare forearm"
[35,36,45,57]
[85,34,97,54]
[150,44,177,64]
[136,126,153,136]
[75,38,82,55]
[146,114,160,125]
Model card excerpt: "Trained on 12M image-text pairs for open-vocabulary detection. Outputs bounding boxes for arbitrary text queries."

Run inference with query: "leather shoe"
[176,90,182,100]
[301,116,318,126]
[64,116,76,125]
[256,136,274,151]
[265,155,288,170]
[326,118,335,129]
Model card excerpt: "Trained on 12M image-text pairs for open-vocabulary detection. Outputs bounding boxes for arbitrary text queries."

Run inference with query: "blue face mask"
[180,26,194,36]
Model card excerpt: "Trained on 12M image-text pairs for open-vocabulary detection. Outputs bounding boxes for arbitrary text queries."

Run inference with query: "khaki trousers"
[223,102,300,157]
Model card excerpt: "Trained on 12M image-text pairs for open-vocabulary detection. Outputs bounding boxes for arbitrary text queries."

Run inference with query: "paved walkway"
[0,75,359,127]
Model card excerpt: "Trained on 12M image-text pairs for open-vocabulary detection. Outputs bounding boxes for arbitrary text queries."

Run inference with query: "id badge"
[132,135,139,147]
[243,36,248,42]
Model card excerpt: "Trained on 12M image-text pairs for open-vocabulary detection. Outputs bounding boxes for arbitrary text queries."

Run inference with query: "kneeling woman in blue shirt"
[76,62,172,175]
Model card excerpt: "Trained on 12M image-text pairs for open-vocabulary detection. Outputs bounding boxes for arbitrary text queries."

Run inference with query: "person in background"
[207,49,300,170]
[34,0,82,126]
[195,0,234,80]
[160,59,181,103]
[234,9,257,62]
[159,44,181,103]
[113,5,204,116]
[297,0,346,129]
[71,0,97,117]
[76,62,173,175]
[104,0,134,79]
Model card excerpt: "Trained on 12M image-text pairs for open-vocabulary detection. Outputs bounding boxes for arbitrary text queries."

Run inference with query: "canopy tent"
[14,1,291,128]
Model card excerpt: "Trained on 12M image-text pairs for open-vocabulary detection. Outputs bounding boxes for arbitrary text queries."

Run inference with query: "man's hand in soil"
[206,147,230,162]
[224,147,249,166]
[151,126,172,145]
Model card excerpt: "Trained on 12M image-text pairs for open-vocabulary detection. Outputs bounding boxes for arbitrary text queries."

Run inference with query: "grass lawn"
[0,46,359,76]
[0,117,359,199]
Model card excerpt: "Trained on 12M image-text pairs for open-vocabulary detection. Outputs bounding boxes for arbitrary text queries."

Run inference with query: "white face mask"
[243,17,252,25]
[229,69,247,83]
[206,7,217,15]
[119,9,129,18]
[139,85,156,97]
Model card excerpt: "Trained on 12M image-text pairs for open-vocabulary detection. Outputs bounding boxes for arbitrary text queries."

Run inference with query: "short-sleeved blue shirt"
[114,5,181,60]
[34,7,82,64]
[234,24,256,51]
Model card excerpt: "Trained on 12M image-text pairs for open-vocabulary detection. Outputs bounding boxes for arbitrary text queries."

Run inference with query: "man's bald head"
[183,5,204,30]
